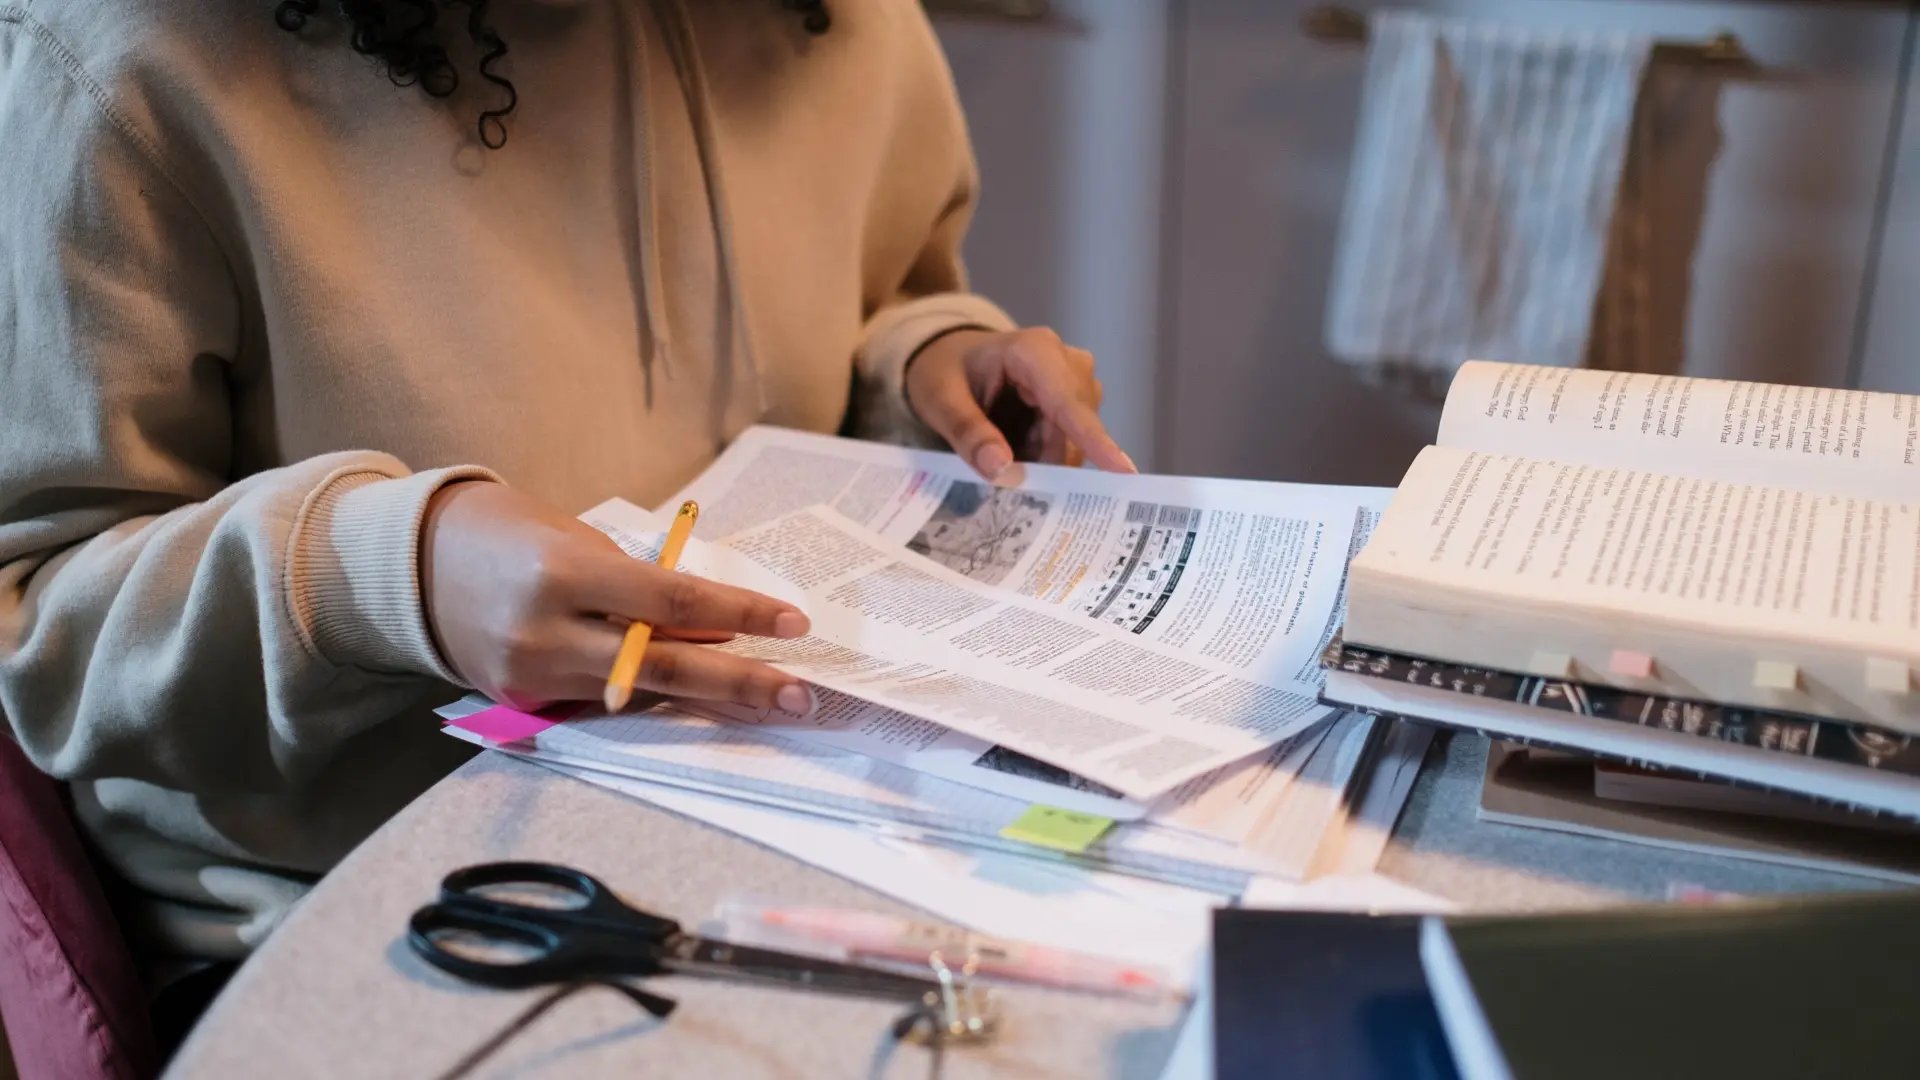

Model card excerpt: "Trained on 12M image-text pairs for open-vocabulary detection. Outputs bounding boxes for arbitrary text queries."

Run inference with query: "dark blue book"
[1211,910,1459,1080]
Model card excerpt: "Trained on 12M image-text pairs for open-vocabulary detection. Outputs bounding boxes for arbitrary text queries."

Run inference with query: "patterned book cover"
[1321,639,1920,783]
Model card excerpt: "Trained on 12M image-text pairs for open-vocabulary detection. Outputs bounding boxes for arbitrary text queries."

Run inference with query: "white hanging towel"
[1325,13,1654,394]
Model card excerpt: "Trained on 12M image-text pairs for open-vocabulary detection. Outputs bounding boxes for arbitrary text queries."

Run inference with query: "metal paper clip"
[892,949,999,1045]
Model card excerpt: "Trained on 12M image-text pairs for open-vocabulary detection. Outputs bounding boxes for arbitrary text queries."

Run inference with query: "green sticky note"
[998,804,1115,854]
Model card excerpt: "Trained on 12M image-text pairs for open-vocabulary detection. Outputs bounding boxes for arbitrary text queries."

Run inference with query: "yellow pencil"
[603,500,700,713]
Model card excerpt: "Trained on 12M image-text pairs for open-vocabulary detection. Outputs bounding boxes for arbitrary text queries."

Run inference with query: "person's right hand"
[418,481,814,714]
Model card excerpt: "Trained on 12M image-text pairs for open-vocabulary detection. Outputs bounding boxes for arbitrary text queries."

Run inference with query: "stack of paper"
[440,427,1433,899]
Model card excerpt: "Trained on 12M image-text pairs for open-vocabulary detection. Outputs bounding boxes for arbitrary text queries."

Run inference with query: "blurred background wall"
[932,0,1920,485]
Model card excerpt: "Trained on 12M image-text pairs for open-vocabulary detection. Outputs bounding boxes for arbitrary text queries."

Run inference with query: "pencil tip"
[604,685,628,713]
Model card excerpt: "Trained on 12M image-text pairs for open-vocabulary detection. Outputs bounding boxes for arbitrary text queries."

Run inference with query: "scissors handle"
[410,861,680,989]
[441,861,674,935]
[408,900,667,989]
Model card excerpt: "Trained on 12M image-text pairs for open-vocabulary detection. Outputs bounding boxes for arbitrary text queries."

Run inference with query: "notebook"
[1211,910,1457,1080]
[1419,891,1920,1080]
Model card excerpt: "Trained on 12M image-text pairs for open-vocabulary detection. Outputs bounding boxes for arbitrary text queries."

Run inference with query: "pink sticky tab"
[1609,650,1655,679]
[450,705,560,745]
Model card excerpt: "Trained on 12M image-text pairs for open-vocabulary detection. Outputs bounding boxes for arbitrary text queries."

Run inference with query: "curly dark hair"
[273,0,832,149]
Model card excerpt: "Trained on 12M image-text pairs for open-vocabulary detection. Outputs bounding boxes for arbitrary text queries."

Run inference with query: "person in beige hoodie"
[0,0,1132,981]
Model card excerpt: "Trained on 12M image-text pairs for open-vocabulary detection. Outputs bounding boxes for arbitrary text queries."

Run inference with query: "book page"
[1355,445,1920,660]
[663,425,1390,691]
[1437,361,1920,500]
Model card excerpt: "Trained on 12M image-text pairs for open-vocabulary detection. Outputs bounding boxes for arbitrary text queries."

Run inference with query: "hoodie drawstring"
[617,0,672,389]
[632,0,770,416]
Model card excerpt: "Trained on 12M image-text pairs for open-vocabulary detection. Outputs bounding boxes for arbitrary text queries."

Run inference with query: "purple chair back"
[0,736,158,1079]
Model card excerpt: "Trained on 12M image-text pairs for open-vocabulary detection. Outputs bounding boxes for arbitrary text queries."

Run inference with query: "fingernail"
[776,683,815,715]
[1120,452,1140,474]
[975,444,1013,478]
[774,610,810,638]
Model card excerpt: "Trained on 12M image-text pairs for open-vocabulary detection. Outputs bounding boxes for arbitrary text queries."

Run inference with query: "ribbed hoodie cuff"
[289,465,501,680]
[852,293,1017,448]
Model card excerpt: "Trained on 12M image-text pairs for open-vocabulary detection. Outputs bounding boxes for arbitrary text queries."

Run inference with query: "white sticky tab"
[1866,657,1912,694]
[1752,660,1800,691]
[1528,651,1573,679]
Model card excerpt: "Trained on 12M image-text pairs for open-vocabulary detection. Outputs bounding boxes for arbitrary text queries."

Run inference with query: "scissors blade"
[663,935,939,1000]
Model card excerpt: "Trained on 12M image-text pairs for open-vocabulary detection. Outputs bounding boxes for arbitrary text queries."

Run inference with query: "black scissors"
[408,862,943,1007]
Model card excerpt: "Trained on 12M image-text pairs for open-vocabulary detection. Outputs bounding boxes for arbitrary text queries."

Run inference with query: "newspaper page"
[666,425,1391,692]
[587,499,1155,817]
[587,502,1331,799]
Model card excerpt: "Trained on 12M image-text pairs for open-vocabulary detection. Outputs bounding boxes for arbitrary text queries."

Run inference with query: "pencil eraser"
[1609,650,1655,679]
[1866,657,1912,694]
[1527,650,1574,678]
[1752,660,1800,691]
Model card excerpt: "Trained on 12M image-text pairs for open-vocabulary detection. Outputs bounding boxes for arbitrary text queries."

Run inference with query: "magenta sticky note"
[1609,650,1655,679]
[450,706,559,745]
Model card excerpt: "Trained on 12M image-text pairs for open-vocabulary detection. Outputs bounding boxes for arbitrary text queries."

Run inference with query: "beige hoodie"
[0,0,1014,963]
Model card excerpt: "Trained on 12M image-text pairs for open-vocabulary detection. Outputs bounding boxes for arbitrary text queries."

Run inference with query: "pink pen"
[721,903,1172,998]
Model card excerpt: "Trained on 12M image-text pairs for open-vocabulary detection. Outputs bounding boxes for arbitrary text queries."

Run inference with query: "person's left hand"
[905,327,1137,480]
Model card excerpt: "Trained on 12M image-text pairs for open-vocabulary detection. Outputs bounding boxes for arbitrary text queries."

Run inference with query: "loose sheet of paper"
[541,761,1224,986]
[1239,872,1454,913]
[438,697,1297,888]
[589,502,1334,799]
[685,691,1146,821]
[1313,720,1438,878]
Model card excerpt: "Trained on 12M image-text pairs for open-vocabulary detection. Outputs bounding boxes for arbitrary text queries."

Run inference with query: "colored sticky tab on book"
[449,705,561,745]
[1609,650,1655,679]
[1527,651,1574,678]
[1866,657,1912,694]
[1752,660,1800,691]
[999,805,1115,854]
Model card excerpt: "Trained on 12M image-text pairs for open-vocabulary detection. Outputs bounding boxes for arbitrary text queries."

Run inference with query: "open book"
[1344,362,1920,734]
